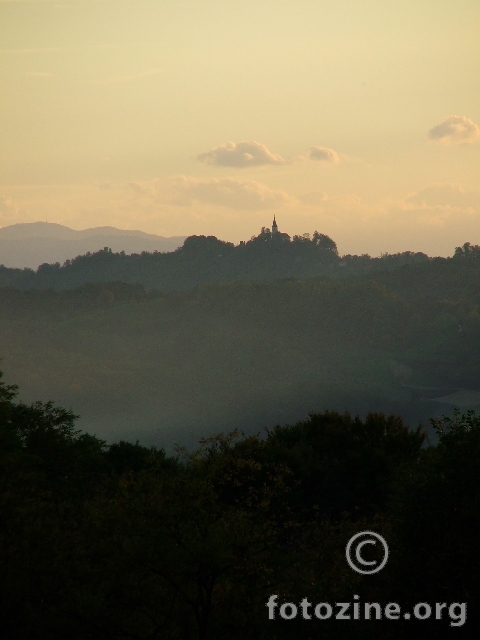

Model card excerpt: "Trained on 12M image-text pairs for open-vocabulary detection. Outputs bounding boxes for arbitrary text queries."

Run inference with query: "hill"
[0,228,430,291]
[0,221,185,269]
[2,273,480,448]
[1,235,479,448]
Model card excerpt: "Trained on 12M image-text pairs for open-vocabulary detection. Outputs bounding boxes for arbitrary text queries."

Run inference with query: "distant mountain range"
[0,222,186,268]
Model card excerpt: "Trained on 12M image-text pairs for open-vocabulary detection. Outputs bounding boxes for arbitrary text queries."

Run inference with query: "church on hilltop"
[270,216,290,241]
[239,216,291,245]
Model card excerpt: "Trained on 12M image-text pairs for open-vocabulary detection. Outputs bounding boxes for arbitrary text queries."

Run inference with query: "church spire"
[272,215,278,234]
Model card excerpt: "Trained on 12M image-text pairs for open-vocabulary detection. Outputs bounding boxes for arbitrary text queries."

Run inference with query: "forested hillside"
[0,229,430,292]
[2,263,480,446]
[1,371,477,638]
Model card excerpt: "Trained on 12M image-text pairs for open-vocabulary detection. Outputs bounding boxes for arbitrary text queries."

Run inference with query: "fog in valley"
[2,225,480,450]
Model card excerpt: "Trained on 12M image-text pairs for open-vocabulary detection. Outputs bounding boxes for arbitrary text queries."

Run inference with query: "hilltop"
[0,226,430,292]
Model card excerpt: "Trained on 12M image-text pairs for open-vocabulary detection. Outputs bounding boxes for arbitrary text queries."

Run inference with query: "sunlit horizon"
[1,0,479,258]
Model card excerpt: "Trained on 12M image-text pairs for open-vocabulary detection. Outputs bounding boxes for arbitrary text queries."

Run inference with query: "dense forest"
[2,235,480,637]
[0,229,432,292]
[0,370,477,639]
[2,240,480,445]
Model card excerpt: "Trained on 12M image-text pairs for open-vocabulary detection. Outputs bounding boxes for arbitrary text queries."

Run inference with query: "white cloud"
[384,184,480,231]
[406,183,480,210]
[197,141,285,168]
[160,176,292,210]
[428,115,480,145]
[0,194,29,226]
[1,1,90,3]
[127,182,148,195]
[299,191,329,206]
[0,195,19,219]
[0,47,67,54]
[308,146,340,164]
[102,68,163,85]
[24,71,55,77]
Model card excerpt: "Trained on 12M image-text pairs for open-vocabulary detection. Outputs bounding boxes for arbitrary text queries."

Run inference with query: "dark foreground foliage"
[0,372,478,639]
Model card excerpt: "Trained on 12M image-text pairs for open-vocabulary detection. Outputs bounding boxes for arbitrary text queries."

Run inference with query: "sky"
[1,0,479,256]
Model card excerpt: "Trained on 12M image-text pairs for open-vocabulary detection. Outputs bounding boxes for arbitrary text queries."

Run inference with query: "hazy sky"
[1,0,479,255]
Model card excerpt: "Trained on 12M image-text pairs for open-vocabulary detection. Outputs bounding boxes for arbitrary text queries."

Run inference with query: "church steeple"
[272,215,278,235]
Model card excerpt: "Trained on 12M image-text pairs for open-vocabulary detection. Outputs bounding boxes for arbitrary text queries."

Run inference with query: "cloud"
[0,47,67,55]
[197,141,285,168]
[127,182,148,195]
[101,69,163,85]
[428,115,480,145]
[0,43,160,56]
[406,183,480,210]
[0,194,25,222]
[308,146,340,164]
[1,195,17,216]
[299,191,329,206]
[161,176,292,210]
[392,183,480,230]
[24,71,54,77]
